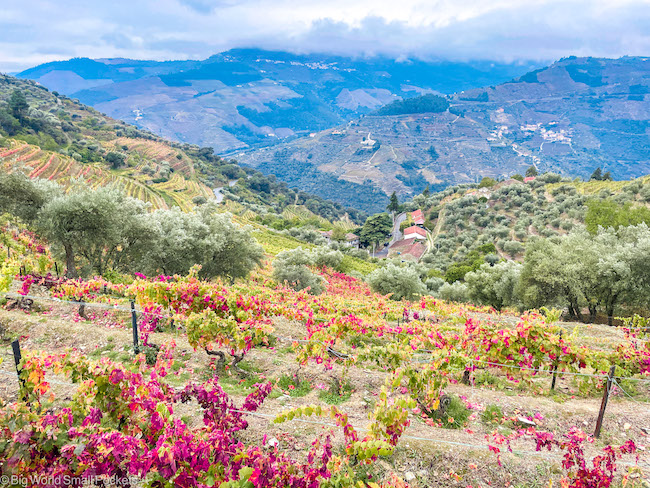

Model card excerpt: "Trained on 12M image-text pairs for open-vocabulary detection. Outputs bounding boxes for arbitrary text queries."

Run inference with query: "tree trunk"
[588,304,597,323]
[64,242,77,278]
[570,299,584,322]
[567,303,577,319]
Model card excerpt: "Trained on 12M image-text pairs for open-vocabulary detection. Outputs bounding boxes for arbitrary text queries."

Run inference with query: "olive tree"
[464,261,522,310]
[0,172,60,223]
[366,263,426,301]
[272,247,324,295]
[38,186,154,277]
[143,203,263,280]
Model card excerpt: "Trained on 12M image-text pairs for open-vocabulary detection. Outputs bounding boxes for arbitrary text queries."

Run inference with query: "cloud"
[1,0,650,72]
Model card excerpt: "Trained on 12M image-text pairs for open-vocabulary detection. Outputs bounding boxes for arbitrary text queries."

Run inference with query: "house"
[319,230,333,244]
[387,238,426,262]
[411,209,425,226]
[345,233,360,248]
[402,226,427,240]
[360,132,376,146]
[524,176,536,183]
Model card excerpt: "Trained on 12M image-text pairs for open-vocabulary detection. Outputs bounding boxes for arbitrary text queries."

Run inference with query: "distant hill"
[0,74,366,225]
[236,56,650,208]
[16,49,536,154]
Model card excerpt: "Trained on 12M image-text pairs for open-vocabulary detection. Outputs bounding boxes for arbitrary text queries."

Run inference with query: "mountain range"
[16,49,536,155]
[13,53,650,213]
[235,56,650,211]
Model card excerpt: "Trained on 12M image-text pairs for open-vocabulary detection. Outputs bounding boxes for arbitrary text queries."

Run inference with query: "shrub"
[272,247,324,295]
[366,263,426,301]
[312,247,343,269]
[481,404,504,424]
[426,395,471,429]
[437,282,469,302]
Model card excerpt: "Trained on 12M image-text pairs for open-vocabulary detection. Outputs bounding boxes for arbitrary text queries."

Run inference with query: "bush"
[312,247,343,269]
[425,277,445,293]
[366,263,426,301]
[437,282,469,302]
[481,404,504,424]
[272,247,324,295]
[426,395,471,429]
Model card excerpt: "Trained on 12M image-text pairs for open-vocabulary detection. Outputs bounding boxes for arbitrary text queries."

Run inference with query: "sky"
[1,0,650,72]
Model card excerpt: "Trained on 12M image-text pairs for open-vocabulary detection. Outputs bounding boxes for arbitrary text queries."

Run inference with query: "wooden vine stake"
[550,330,562,391]
[131,300,140,354]
[594,365,616,438]
[11,340,27,402]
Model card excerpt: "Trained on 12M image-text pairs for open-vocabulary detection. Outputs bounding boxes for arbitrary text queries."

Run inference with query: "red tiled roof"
[345,233,359,241]
[411,209,425,225]
[388,238,426,260]
[403,225,427,237]
[524,176,536,182]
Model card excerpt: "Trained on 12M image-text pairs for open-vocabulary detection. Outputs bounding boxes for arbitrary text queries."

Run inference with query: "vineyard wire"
[4,293,650,383]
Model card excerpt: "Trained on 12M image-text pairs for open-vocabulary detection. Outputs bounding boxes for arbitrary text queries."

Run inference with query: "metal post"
[11,340,27,402]
[594,366,616,438]
[131,301,140,354]
[54,262,59,277]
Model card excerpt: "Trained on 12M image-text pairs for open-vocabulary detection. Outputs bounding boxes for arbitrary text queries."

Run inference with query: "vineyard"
[0,139,213,211]
[0,253,648,487]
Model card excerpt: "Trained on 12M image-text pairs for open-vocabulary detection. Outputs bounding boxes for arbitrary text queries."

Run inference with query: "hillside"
[0,219,648,487]
[236,56,650,209]
[17,49,536,154]
[0,74,366,224]
[405,172,650,273]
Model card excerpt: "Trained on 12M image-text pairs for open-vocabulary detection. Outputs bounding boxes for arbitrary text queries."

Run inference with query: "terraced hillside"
[18,49,535,153]
[237,56,650,209]
[0,74,365,224]
[408,173,650,272]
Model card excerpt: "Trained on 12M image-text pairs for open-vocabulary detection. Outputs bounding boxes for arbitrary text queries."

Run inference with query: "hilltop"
[236,56,650,209]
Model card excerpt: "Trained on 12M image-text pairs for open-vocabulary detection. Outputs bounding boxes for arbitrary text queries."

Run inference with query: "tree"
[366,263,426,301]
[272,247,324,295]
[465,261,522,310]
[105,152,126,169]
[387,192,400,216]
[590,167,603,181]
[525,166,538,177]
[437,282,469,303]
[0,172,59,223]
[144,204,263,280]
[422,185,430,198]
[585,199,650,234]
[478,177,497,188]
[0,109,20,135]
[518,232,602,321]
[38,187,154,278]
[359,213,392,252]
[592,224,650,325]
[331,226,347,242]
[8,90,28,121]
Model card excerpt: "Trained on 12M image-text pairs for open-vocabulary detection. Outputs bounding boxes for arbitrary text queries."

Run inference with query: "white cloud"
[1,0,650,72]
